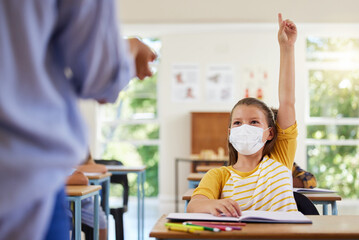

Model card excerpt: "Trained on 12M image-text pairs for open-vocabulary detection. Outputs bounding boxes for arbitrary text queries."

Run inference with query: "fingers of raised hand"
[278,13,283,26]
[284,19,297,32]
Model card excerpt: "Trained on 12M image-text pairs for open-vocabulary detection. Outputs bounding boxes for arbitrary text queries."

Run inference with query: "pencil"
[186,222,233,231]
[183,223,221,232]
[165,224,197,233]
[201,223,242,230]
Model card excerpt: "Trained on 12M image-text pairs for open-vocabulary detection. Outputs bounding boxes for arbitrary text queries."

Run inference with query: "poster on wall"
[205,64,234,102]
[171,64,200,102]
[242,66,269,100]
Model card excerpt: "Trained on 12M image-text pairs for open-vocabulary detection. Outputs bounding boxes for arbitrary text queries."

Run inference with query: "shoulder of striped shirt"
[263,157,291,171]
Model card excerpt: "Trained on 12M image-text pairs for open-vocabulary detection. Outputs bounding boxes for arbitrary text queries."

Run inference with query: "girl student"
[187,13,298,217]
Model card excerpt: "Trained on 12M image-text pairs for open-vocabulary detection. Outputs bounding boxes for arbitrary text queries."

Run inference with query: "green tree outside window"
[99,39,161,197]
[306,37,359,199]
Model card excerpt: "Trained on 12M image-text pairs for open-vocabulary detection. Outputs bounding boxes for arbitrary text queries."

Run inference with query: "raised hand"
[278,13,297,47]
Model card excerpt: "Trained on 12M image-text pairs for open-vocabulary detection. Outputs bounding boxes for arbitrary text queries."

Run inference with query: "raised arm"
[277,13,297,129]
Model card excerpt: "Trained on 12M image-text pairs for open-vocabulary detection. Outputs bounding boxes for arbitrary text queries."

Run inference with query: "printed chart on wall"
[171,64,200,102]
[242,66,269,100]
[205,64,234,102]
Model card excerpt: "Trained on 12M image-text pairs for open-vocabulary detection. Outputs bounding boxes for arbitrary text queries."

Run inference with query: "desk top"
[303,193,342,201]
[187,173,205,181]
[196,165,221,172]
[66,185,102,196]
[86,172,112,179]
[106,165,146,172]
[177,158,228,162]
[182,189,342,202]
[150,214,359,239]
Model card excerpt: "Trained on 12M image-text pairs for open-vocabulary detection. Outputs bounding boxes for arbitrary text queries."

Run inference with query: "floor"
[107,197,359,240]
[108,197,161,240]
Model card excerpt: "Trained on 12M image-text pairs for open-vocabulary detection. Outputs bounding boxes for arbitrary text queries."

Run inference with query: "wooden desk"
[182,189,342,215]
[66,185,102,240]
[196,165,220,172]
[187,173,205,188]
[304,193,342,215]
[187,173,205,181]
[106,165,146,240]
[150,214,359,240]
[87,172,112,239]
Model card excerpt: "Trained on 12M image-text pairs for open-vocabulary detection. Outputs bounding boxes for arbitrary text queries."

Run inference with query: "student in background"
[67,157,108,240]
[292,162,317,189]
[187,13,298,216]
[0,1,156,239]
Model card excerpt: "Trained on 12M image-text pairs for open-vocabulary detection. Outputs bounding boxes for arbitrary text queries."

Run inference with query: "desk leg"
[74,199,81,240]
[175,158,179,212]
[332,201,338,215]
[184,200,189,213]
[142,171,145,240]
[94,194,99,240]
[137,171,145,240]
[188,181,199,189]
[323,204,328,215]
[103,178,110,240]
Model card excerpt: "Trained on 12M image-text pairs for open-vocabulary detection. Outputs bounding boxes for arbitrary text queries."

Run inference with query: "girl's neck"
[233,151,263,172]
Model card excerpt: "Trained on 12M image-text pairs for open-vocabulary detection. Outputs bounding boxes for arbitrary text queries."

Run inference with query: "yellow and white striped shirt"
[221,158,296,211]
[192,123,298,212]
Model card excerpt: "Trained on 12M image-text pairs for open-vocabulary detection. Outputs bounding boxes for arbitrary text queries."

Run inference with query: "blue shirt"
[0,0,134,238]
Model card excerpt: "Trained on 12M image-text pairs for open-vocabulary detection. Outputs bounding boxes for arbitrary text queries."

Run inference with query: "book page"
[167,213,239,222]
[240,211,311,223]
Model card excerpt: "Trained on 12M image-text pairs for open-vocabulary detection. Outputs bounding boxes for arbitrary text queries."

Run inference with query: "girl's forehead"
[232,105,266,118]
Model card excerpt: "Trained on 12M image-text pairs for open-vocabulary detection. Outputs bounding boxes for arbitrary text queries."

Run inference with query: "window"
[98,38,161,197]
[306,37,359,198]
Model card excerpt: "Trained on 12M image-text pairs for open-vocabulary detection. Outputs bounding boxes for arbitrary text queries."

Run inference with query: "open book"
[167,210,312,224]
[293,187,336,194]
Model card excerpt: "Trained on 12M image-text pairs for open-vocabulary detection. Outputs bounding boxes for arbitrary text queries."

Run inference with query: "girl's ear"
[228,128,231,136]
[266,127,274,140]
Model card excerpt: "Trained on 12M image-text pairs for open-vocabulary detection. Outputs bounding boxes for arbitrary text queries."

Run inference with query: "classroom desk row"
[182,188,342,215]
[66,165,146,240]
[150,214,359,240]
[66,185,102,240]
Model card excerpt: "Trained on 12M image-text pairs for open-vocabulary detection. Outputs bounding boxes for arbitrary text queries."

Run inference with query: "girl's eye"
[251,120,259,124]
[233,121,241,126]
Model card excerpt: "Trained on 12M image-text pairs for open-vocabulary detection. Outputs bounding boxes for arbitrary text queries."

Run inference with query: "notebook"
[293,187,336,194]
[167,210,312,224]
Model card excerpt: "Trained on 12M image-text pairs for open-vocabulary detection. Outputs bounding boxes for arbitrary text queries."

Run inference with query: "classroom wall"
[118,0,359,24]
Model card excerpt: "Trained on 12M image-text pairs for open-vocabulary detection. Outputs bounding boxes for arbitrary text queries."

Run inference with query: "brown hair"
[228,98,278,166]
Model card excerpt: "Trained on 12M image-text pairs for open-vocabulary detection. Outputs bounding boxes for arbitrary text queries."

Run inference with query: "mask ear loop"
[264,127,271,131]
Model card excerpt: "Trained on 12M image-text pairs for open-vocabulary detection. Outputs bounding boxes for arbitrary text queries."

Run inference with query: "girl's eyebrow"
[233,116,261,120]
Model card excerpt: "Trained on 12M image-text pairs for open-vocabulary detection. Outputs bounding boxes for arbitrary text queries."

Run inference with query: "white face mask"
[229,124,270,155]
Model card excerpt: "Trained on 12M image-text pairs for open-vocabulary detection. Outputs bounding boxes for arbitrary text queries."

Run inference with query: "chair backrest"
[293,192,320,215]
[94,159,129,210]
